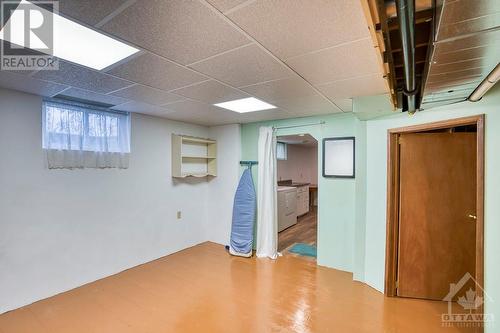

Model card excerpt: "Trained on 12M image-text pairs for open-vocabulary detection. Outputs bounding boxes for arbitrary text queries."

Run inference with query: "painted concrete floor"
[0,242,475,332]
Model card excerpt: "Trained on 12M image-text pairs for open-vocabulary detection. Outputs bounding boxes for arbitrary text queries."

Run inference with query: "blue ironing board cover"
[230,168,256,255]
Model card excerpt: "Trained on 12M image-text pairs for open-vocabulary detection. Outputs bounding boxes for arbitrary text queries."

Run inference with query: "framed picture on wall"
[322,137,355,178]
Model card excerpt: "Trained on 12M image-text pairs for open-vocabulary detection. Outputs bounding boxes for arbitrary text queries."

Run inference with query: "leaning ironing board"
[228,161,258,257]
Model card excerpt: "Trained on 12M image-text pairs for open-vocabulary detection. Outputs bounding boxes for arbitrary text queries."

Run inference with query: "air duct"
[395,0,417,114]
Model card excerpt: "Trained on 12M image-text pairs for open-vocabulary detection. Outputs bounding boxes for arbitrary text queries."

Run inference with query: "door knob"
[468,214,477,220]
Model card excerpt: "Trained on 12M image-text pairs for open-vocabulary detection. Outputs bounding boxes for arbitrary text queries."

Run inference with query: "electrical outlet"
[177,211,182,219]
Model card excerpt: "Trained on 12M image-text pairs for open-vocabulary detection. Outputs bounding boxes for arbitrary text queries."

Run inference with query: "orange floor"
[0,242,474,333]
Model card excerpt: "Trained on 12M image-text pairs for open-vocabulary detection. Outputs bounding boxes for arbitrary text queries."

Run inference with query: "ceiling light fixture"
[0,0,139,70]
[214,97,277,113]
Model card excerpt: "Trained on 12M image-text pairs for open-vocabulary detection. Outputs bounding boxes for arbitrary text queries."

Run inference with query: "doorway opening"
[385,115,485,318]
[276,134,318,260]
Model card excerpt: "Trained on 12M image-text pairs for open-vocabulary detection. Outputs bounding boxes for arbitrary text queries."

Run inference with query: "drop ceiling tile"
[190,44,291,87]
[164,99,223,114]
[107,53,207,91]
[110,84,185,106]
[333,99,353,112]
[241,77,317,102]
[170,80,249,104]
[238,108,295,123]
[286,38,381,85]
[227,0,370,59]
[163,112,210,125]
[274,94,342,115]
[165,108,242,126]
[33,61,132,93]
[208,112,247,125]
[58,0,128,26]
[57,87,129,106]
[288,108,341,118]
[317,74,388,100]
[101,0,249,65]
[206,0,249,13]
[163,99,296,125]
[111,101,174,115]
[0,71,68,96]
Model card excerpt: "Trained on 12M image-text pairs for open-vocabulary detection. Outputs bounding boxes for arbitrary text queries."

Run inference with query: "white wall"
[277,144,318,184]
[206,124,241,245]
[0,88,237,313]
[357,86,500,332]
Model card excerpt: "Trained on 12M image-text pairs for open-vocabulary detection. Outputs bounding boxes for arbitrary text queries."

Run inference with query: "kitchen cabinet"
[296,185,310,216]
[278,187,297,232]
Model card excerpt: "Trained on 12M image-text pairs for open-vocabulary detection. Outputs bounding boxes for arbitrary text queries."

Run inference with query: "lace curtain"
[276,142,287,160]
[42,100,131,169]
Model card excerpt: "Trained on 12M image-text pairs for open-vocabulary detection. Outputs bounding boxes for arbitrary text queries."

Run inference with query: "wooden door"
[397,132,477,300]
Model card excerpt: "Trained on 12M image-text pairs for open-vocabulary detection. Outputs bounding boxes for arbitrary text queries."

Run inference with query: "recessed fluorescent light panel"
[0,0,139,70]
[214,97,277,113]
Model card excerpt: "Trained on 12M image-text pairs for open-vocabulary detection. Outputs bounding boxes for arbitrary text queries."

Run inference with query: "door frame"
[275,132,319,257]
[384,114,485,299]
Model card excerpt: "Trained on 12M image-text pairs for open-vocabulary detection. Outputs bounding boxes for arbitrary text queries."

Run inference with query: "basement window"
[42,100,131,169]
[277,142,287,160]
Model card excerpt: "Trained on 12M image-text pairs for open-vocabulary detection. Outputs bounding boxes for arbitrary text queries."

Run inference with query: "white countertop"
[277,186,296,192]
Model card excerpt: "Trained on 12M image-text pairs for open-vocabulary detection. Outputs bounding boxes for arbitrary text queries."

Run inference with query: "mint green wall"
[359,86,500,332]
[241,113,364,272]
[353,120,367,281]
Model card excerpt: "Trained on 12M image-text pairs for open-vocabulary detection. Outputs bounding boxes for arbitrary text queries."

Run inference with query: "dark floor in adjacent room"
[278,207,317,253]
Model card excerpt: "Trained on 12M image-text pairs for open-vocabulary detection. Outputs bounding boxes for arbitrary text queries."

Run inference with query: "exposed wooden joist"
[360,0,398,108]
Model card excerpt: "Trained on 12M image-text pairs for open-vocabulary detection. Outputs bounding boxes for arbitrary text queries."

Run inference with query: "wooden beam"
[359,0,396,108]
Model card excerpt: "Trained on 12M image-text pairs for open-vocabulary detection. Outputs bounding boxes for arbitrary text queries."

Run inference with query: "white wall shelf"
[172,134,217,178]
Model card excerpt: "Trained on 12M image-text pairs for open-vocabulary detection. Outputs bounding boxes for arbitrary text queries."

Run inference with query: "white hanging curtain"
[42,100,130,169]
[256,126,278,259]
